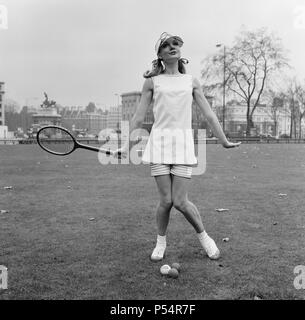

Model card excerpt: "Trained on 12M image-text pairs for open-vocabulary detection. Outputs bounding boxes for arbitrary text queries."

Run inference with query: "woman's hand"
[112,147,128,159]
[222,141,242,148]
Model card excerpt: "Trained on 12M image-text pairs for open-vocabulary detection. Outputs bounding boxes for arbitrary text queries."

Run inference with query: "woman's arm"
[113,78,153,157]
[192,77,240,148]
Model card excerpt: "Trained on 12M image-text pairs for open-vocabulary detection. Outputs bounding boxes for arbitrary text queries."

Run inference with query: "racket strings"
[38,128,75,155]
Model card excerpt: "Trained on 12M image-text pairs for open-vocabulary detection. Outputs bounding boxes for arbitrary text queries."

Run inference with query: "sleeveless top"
[141,73,198,165]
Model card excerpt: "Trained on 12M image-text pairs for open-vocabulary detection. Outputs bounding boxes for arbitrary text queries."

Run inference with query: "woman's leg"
[150,165,173,261]
[154,174,173,236]
[171,173,220,259]
[171,174,204,233]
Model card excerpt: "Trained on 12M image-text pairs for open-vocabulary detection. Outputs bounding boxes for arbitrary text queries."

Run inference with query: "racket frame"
[36,125,114,156]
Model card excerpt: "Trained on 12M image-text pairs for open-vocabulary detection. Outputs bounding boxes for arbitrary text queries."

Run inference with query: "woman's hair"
[143,58,189,78]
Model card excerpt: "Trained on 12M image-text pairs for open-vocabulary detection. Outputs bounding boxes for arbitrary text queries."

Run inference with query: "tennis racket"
[36,125,121,157]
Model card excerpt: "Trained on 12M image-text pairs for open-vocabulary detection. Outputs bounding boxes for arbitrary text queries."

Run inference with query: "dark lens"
[160,41,169,49]
[174,36,183,43]
[173,37,183,46]
[38,127,75,155]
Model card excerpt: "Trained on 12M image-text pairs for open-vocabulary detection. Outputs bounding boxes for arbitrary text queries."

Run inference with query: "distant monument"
[32,92,61,131]
[40,92,56,109]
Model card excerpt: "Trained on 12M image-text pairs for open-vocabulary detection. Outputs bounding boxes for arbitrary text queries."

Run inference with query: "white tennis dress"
[141,73,198,165]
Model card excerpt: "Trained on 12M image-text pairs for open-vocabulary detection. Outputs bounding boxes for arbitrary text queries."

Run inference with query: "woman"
[114,32,240,261]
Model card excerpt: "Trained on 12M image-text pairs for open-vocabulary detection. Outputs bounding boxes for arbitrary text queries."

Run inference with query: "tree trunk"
[246,102,251,137]
[290,113,293,138]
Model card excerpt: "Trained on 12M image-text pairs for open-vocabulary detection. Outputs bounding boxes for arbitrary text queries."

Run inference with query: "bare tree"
[288,83,297,138]
[279,78,305,139]
[295,82,305,138]
[192,85,219,137]
[3,98,20,113]
[201,27,290,136]
[262,89,284,136]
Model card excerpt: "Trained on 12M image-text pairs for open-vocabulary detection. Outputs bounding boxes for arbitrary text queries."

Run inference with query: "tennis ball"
[160,264,171,275]
[168,268,179,278]
[171,263,181,272]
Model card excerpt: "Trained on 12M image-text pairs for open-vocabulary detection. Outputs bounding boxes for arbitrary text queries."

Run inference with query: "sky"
[0,0,305,110]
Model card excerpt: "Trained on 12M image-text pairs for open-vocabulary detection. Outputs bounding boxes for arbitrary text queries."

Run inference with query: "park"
[1,142,304,299]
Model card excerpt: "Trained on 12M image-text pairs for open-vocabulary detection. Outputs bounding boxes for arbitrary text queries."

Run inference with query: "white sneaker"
[150,245,166,261]
[202,234,220,260]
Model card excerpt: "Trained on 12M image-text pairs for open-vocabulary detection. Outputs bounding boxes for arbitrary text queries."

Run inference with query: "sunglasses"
[159,39,182,50]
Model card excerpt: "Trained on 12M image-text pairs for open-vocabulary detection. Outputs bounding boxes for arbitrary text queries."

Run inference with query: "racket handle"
[105,150,122,158]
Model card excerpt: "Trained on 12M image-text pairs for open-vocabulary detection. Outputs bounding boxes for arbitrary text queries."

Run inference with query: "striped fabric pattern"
[150,164,192,179]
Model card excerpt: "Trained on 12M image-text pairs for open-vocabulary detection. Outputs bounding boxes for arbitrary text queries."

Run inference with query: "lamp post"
[115,93,120,132]
[216,44,226,132]
[115,93,120,107]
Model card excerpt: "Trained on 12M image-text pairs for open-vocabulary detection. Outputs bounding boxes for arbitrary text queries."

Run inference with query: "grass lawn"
[0,143,305,300]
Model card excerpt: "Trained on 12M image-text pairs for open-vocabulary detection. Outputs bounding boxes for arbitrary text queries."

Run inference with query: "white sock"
[157,234,166,246]
[197,231,220,259]
[151,235,166,261]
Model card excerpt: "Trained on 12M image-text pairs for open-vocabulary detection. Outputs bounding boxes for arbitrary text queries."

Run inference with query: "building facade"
[20,106,37,133]
[0,82,14,139]
[60,107,108,135]
[32,108,62,127]
[0,82,4,126]
[86,112,108,134]
[0,82,10,138]
[121,91,154,132]
[223,102,290,137]
[107,105,122,130]
[121,92,141,122]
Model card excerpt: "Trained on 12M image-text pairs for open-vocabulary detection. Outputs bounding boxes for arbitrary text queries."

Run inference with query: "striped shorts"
[150,164,192,179]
